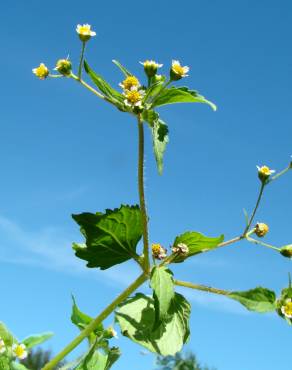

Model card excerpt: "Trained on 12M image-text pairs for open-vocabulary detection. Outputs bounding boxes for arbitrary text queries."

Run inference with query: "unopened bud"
[280,245,292,258]
[255,223,269,237]
[140,60,163,78]
[55,59,72,76]
[172,242,189,255]
[104,327,118,339]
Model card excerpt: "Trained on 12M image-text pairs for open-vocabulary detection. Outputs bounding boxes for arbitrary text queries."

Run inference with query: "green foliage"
[0,356,11,370]
[0,322,15,346]
[84,61,125,108]
[152,119,169,175]
[155,352,215,370]
[172,232,224,263]
[72,205,142,269]
[22,332,53,350]
[229,287,277,312]
[150,266,175,328]
[73,344,121,370]
[11,362,29,370]
[112,60,132,77]
[115,292,190,356]
[152,87,217,111]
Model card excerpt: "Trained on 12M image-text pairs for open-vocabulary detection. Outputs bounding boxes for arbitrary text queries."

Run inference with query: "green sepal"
[229,287,277,312]
[112,60,132,77]
[115,292,190,356]
[22,332,53,349]
[72,205,142,270]
[150,266,175,329]
[172,232,224,263]
[152,86,217,111]
[84,61,125,109]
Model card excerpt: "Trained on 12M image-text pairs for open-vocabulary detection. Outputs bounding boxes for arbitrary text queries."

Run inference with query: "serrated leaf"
[0,322,15,346]
[150,267,175,328]
[84,61,125,108]
[73,205,142,270]
[112,60,132,77]
[229,287,277,312]
[172,232,224,263]
[152,119,169,175]
[152,86,216,111]
[115,292,190,355]
[22,332,53,349]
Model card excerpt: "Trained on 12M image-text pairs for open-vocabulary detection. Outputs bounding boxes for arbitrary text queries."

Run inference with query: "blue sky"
[1,0,292,369]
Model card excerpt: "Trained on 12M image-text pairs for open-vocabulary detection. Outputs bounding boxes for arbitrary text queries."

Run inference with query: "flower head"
[256,165,275,182]
[172,242,189,255]
[76,24,96,42]
[123,87,145,107]
[105,326,118,339]
[32,63,49,80]
[281,298,292,319]
[12,343,27,360]
[119,76,140,91]
[170,60,189,81]
[255,222,269,238]
[0,338,6,354]
[54,58,72,76]
[140,60,163,78]
[280,245,292,258]
[152,243,167,260]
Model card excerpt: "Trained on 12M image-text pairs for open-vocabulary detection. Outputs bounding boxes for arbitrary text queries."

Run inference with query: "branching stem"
[174,279,230,296]
[243,182,265,236]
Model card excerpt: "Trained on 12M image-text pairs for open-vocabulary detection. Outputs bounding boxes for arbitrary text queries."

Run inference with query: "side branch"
[42,273,148,370]
[174,279,230,296]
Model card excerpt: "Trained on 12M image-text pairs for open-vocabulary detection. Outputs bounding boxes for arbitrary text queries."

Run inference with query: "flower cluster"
[170,60,189,81]
[76,24,96,42]
[281,298,292,319]
[0,338,28,360]
[32,63,49,80]
[255,222,269,238]
[172,242,189,255]
[119,75,145,109]
[151,243,167,260]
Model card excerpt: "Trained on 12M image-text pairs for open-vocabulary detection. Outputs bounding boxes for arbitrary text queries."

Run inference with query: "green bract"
[115,292,190,356]
[72,205,142,269]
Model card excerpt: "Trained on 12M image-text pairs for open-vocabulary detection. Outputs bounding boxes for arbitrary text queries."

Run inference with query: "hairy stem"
[246,236,280,252]
[174,279,230,296]
[243,182,265,236]
[137,115,150,272]
[42,273,147,370]
[217,235,243,248]
[78,42,86,80]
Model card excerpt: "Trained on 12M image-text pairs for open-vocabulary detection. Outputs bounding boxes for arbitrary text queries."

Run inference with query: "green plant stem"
[150,79,171,106]
[42,273,147,370]
[137,115,150,273]
[174,279,230,296]
[217,235,243,248]
[78,42,86,80]
[246,236,280,252]
[243,182,265,236]
[71,73,105,100]
[269,165,291,183]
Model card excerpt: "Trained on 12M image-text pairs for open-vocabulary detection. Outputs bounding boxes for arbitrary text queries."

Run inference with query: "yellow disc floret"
[281,299,292,318]
[151,243,167,260]
[256,165,275,182]
[255,222,269,237]
[32,63,49,80]
[170,60,189,80]
[120,76,140,91]
[126,90,142,104]
[12,343,27,360]
[76,24,96,42]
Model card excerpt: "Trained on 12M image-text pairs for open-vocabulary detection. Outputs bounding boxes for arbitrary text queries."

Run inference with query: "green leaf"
[152,119,169,175]
[73,344,120,370]
[73,205,142,270]
[0,322,15,346]
[22,332,53,349]
[144,80,165,103]
[115,292,191,355]
[142,110,159,127]
[105,347,121,370]
[0,356,11,370]
[152,86,217,111]
[229,287,277,312]
[172,232,224,263]
[112,60,132,77]
[11,362,29,370]
[84,61,125,107]
[150,267,175,328]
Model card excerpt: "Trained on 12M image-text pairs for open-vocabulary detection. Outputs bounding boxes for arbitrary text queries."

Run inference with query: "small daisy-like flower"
[281,299,292,319]
[76,24,96,42]
[119,76,140,91]
[123,87,145,107]
[140,60,163,78]
[32,63,49,80]
[172,242,189,255]
[0,338,6,354]
[152,243,167,260]
[170,60,189,81]
[255,222,269,238]
[54,58,72,76]
[12,343,28,360]
[256,165,275,182]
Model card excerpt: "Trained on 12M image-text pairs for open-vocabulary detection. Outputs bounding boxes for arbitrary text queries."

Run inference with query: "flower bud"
[256,165,275,183]
[140,60,163,78]
[104,326,118,339]
[55,59,72,76]
[280,245,292,258]
[151,243,167,260]
[255,223,269,237]
[172,243,189,255]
